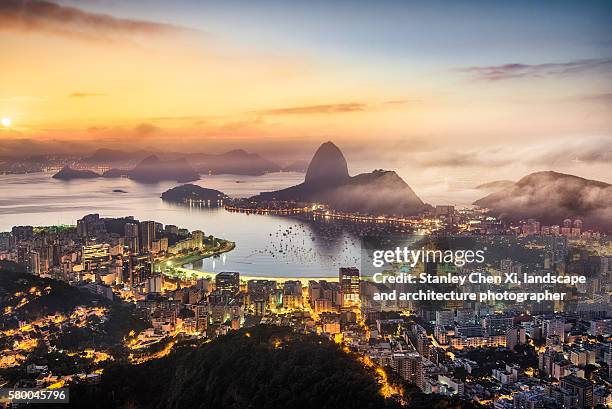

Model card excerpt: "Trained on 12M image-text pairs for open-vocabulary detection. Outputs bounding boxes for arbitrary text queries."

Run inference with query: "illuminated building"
[339,267,360,307]
[129,254,153,288]
[435,310,454,326]
[140,221,156,252]
[124,223,139,254]
[82,244,109,263]
[192,230,204,249]
[543,318,566,343]
[560,375,593,409]
[215,272,240,295]
[282,280,303,309]
[391,353,424,390]
[76,214,104,237]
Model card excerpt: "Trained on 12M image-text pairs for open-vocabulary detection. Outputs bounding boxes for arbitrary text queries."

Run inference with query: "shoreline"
[159,240,236,267]
[165,267,338,285]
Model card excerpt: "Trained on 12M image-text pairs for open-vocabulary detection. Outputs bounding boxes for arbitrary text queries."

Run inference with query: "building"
[216,272,240,295]
[436,310,455,326]
[392,353,424,390]
[140,220,156,252]
[339,267,360,307]
[192,230,205,249]
[124,223,139,253]
[560,375,593,409]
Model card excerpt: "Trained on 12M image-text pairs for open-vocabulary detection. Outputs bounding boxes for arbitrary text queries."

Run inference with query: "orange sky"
[0,0,611,184]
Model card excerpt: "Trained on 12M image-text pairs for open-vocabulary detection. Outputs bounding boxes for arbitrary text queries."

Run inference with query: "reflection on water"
[0,172,362,277]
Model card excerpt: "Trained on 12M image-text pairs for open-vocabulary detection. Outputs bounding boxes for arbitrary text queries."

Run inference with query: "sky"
[0,0,611,187]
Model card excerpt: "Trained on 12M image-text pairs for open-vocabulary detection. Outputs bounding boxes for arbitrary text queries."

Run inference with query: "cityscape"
[0,201,610,408]
[1,0,612,408]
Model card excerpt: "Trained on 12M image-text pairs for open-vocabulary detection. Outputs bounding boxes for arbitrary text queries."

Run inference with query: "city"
[0,207,610,408]
[1,0,611,407]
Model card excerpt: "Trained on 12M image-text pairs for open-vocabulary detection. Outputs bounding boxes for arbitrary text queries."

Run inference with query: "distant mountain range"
[82,148,283,176]
[255,141,429,216]
[120,155,200,183]
[474,171,612,230]
[54,155,200,183]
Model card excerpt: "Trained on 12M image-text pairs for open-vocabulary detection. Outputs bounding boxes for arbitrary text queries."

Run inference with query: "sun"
[1,117,11,127]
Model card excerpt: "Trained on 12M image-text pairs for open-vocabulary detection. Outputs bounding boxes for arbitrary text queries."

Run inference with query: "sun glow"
[1,117,11,127]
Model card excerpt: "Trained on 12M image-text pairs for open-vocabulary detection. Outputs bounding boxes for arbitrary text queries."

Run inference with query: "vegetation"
[60,326,478,409]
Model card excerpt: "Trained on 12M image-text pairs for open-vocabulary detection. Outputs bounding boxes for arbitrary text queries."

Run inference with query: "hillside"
[52,166,100,180]
[64,326,477,409]
[128,155,200,183]
[161,184,227,205]
[256,142,428,216]
[474,171,612,230]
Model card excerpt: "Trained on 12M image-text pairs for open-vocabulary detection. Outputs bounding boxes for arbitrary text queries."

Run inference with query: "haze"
[1,0,611,190]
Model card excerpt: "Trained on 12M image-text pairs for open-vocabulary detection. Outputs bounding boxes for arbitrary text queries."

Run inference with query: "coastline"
[165,267,338,285]
[160,240,236,267]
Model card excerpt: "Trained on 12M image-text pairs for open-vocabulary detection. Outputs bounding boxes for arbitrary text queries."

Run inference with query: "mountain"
[52,166,100,180]
[161,184,227,205]
[304,141,350,185]
[83,148,151,166]
[65,325,476,409]
[128,155,200,183]
[256,142,428,216]
[474,180,515,191]
[101,168,127,178]
[282,159,309,172]
[186,149,281,176]
[83,148,282,176]
[474,171,612,230]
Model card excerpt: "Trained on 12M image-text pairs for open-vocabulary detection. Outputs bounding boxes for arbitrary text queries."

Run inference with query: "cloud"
[461,59,612,81]
[257,103,366,115]
[132,123,160,138]
[69,92,106,98]
[415,148,513,168]
[413,136,612,168]
[524,137,612,165]
[0,0,191,40]
[575,92,612,104]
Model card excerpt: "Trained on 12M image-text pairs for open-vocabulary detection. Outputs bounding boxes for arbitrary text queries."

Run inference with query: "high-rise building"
[339,267,360,307]
[436,310,454,326]
[28,250,41,275]
[124,223,139,254]
[216,272,240,295]
[560,375,593,409]
[393,353,424,390]
[140,221,156,252]
[129,254,153,288]
[543,318,566,343]
[506,326,526,350]
[192,230,205,249]
[82,243,110,264]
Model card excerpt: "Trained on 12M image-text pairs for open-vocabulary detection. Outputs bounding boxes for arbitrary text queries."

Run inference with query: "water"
[0,172,363,277]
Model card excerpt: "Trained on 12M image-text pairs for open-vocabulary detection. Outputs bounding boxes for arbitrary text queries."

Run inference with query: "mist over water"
[0,172,483,277]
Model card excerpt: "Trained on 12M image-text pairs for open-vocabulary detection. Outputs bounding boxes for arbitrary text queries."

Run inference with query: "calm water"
[0,172,363,277]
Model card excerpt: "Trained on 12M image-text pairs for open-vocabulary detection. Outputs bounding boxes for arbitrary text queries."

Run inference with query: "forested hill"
[62,325,479,409]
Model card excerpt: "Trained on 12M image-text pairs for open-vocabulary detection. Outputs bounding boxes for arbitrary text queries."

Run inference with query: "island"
[52,166,101,180]
[161,184,228,207]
